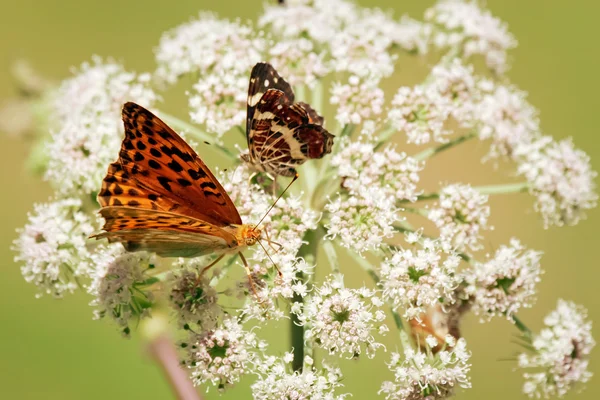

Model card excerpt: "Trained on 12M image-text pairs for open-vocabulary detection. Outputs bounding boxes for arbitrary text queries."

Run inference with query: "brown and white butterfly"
[242,62,334,177]
[92,102,261,268]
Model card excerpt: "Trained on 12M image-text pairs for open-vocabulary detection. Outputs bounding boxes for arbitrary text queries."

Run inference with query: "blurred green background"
[1,0,598,399]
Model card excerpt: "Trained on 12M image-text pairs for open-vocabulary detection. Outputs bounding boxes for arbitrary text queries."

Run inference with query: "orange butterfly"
[92,102,261,271]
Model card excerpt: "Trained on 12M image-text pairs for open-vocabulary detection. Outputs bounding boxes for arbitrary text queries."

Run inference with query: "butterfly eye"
[245,237,257,246]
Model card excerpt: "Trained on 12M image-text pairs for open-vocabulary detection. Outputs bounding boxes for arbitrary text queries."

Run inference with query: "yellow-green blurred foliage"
[0,1,598,399]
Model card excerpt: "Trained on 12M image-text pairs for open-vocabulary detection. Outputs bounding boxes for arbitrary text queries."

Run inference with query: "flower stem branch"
[156,110,236,160]
[375,125,397,148]
[310,80,323,116]
[405,182,531,203]
[512,314,532,337]
[291,227,324,371]
[413,131,477,161]
[142,313,201,400]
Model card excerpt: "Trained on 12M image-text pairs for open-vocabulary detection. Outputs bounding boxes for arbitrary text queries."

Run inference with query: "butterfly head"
[239,224,262,247]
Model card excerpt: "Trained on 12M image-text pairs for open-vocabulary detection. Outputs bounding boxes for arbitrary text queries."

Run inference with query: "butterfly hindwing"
[248,88,334,177]
[245,63,334,177]
[116,102,242,227]
[94,207,235,258]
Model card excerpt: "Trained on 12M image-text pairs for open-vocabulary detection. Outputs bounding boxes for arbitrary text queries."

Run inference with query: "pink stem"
[148,335,202,400]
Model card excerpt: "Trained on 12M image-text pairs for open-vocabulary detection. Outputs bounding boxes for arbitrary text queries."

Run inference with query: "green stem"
[413,131,477,161]
[512,315,532,337]
[322,239,340,274]
[310,80,323,116]
[291,227,324,372]
[473,182,530,195]
[375,125,397,149]
[404,182,531,204]
[294,84,306,102]
[156,110,236,160]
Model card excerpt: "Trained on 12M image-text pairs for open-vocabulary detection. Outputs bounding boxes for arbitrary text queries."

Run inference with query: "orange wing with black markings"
[93,102,252,258]
[102,102,241,226]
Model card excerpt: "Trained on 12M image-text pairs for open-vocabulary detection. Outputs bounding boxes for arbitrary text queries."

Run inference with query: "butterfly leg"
[238,251,262,300]
[264,227,283,253]
[200,254,226,276]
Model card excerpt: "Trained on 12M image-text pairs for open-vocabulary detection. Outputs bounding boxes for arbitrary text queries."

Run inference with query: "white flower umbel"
[428,183,491,252]
[430,59,480,125]
[518,300,595,398]
[326,138,422,253]
[89,249,156,337]
[188,70,248,137]
[330,76,384,125]
[185,317,265,389]
[259,0,359,45]
[168,264,222,332]
[379,335,472,400]
[44,58,157,196]
[465,238,542,321]
[267,38,328,88]
[332,138,424,202]
[388,85,451,145]
[252,354,348,399]
[516,136,598,227]
[298,275,387,358]
[477,84,540,160]
[155,13,265,85]
[325,188,397,254]
[425,0,517,74]
[13,198,95,297]
[384,15,432,55]
[380,238,461,320]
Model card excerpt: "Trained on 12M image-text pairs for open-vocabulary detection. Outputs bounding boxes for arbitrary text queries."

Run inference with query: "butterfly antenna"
[258,239,283,277]
[253,173,299,230]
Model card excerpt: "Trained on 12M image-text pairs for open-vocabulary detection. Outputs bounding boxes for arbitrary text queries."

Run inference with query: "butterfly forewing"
[94,102,252,257]
[245,63,334,177]
[246,62,295,138]
[117,102,241,226]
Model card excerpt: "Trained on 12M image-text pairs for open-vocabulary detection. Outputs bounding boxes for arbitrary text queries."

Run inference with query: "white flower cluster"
[185,317,266,389]
[88,249,156,336]
[429,59,481,125]
[44,57,157,196]
[428,183,491,252]
[465,238,542,321]
[518,300,595,398]
[298,275,388,358]
[330,76,384,126]
[168,262,222,331]
[155,13,265,84]
[12,198,95,297]
[252,354,348,399]
[326,138,423,253]
[388,85,450,145]
[380,335,472,400]
[477,84,540,160]
[267,38,328,88]
[425,0,517,74]
[515,136,598,227]
[380,238,461,320]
